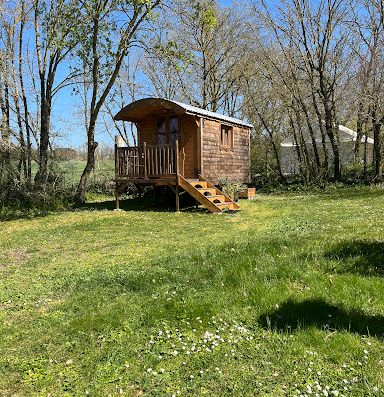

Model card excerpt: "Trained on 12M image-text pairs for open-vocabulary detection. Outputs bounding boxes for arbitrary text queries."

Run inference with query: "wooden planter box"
[238,187,256,200]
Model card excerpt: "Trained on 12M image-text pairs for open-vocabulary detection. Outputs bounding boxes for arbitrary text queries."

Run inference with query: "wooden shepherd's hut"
[114,98,253,212]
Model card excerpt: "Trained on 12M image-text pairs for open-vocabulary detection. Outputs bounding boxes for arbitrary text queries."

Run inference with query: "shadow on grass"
[1,196,173,221]
[258,298,384,338]
[324,240,384,276]
[1,192,209,220]
[0,209,51,222]
[77,195,164,212]
[76,191,210,213]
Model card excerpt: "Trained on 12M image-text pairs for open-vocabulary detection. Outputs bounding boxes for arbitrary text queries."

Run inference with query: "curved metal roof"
[114,97,253,129]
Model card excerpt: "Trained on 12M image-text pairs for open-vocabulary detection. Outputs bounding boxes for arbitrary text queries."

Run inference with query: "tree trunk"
[288,110,305,176]
[13,93,27,180]
[322,98,340,180]
[311,90,329,172]
[75,116,98,204]
[291,104,312,181]
[0,74,11,187]
[35,72,54,185]
[257,111,285,180]
[326,122,341,180]
[35,88,50,184]
[299,98,320,174]
[363,122,368,179]
[354,101,364,162]
[373,122,382,180]
[19,5,32,184]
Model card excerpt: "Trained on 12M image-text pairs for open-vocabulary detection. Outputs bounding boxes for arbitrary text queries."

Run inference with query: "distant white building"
[280,125,374,174]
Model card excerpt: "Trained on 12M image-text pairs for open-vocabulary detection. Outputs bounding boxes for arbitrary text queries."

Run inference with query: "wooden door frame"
[154,113,184,175]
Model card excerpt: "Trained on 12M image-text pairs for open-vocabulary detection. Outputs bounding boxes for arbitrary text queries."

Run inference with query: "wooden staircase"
[178,175,240,213]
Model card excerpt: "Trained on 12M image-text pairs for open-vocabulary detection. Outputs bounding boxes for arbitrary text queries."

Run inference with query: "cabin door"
[156,115,197,179]
[156,115,184,175]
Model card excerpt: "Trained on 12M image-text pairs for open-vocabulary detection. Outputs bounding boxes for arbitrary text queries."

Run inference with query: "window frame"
[156,115,180,145]
[169,115,179,144]
[219,124,234,151]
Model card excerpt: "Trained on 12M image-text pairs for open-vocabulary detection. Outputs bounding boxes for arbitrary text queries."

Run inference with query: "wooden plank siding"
[201,119,251,184]
[135,114,250,184]
[181,114,198,179]
[137,115,156,145]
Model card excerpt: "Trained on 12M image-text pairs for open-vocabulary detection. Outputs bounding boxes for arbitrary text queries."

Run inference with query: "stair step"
[215,202,239,210]
[189,181,208,188]
[206,195,226,203]
[197,188,217,196]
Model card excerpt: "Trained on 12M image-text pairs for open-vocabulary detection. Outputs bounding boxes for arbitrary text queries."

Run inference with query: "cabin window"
[170,116,179,143]
[157,117,167,144]
[156,115,180,144]
[220,124,233,150]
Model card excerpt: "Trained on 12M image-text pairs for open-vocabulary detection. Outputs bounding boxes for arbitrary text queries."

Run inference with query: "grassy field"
[58,160,114,185]
[1,187,383,396]
[31,159,115,185]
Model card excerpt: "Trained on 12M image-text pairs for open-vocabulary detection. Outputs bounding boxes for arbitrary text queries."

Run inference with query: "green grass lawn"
[1,187,383,396]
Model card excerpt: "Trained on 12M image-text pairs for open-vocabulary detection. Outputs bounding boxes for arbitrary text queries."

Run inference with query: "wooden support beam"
[114,140,120,205]
[115,181,120,210]
[175,139,180,213]
[175,183,180,212]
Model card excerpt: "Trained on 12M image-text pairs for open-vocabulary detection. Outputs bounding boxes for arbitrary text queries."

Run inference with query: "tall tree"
[33,0,81,184]
[252,0,352,180]
[0,4,12,183]
[358,0,384,179]
[143,0,248,114]
[74,0,162,204]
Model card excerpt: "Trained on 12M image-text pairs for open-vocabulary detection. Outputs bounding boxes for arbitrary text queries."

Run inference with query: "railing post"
[114,143,118,178]
[175,140,179,176]
[175,140,180,212]
[143,141,147,179]
[114,135,124,210]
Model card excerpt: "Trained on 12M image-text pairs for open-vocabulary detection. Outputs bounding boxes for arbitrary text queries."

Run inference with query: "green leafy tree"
[33,0,82,185]
[74,0,162,204]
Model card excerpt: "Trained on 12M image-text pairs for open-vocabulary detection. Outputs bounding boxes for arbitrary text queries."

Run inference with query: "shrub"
[0,161,74,214]
[217,179,247,201]
[341,163,374,185]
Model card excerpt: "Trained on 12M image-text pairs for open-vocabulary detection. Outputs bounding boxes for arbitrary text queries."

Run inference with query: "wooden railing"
[115,141,179,179]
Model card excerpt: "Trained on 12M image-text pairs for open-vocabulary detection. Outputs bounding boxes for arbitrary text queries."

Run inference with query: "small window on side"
[220,124,233,151]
